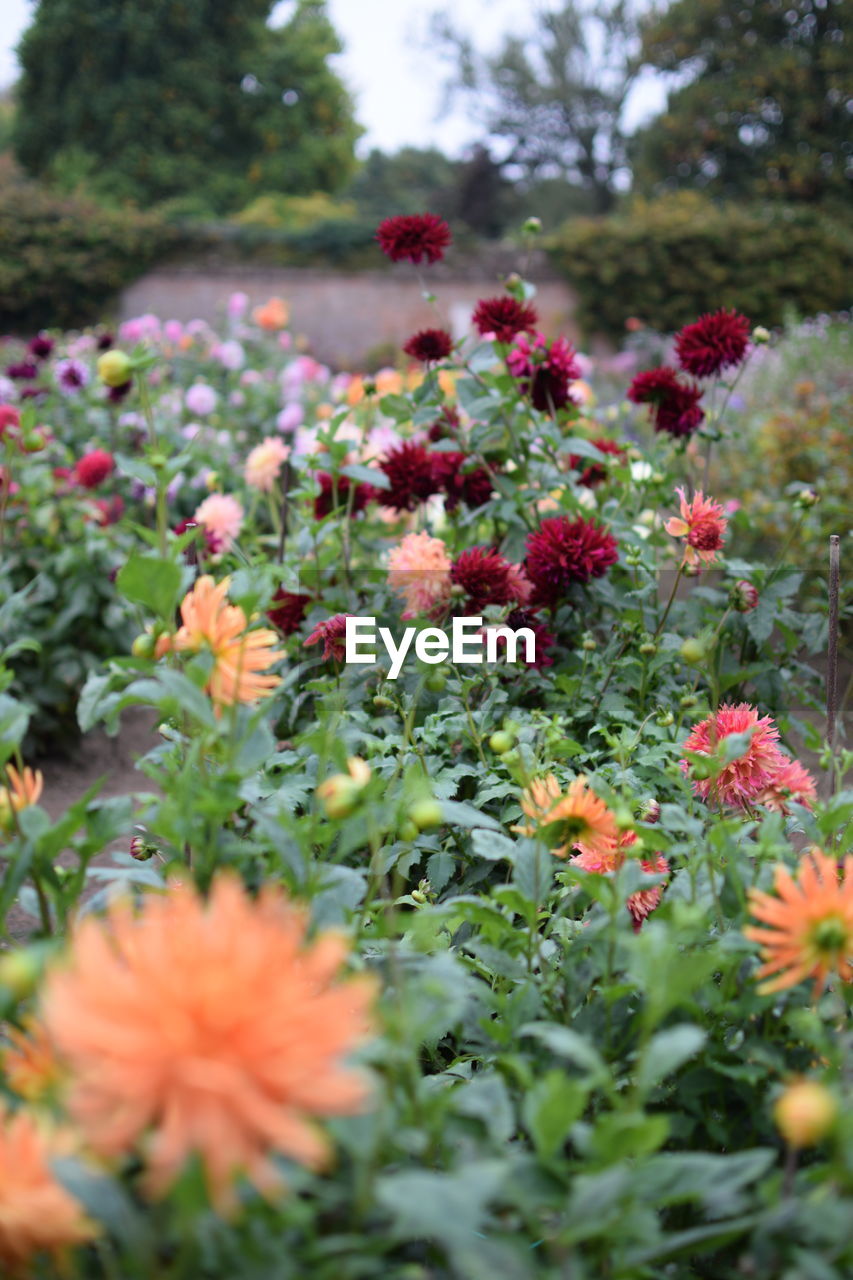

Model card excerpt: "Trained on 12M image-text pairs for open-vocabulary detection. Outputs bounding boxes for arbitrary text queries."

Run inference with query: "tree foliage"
[431,2,643,214]
[633,0,852,204]
[12,0,360,212]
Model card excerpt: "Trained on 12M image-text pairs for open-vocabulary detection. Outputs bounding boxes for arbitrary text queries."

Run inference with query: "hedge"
[548,193,853,341]
[0,176,179,333]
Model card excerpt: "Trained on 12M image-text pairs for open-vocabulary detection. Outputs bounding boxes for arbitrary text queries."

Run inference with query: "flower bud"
[522,216,542,235]
[131,631,156,659]
[489,731,514,755]
[774,1080,837,1148]
[794,487,819,510]
[655,710,674,727]
[679,638,706,665]
[398,819,419,842]
[639,641,657,656]
[638,797,661,823]
[410,798,443,830]
[0,947,44,998]
[752,326,770,344]
[680,694,698,709]
[581,634,597,652]
[97,349,133,388]
[316,757,371,819]
[129,834,158,861]
[730,579,759,612]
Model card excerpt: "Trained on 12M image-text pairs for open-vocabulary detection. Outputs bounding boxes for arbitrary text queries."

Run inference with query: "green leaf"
[441,800,502,831]
[636,1024,707,1094]
[513,839,553,905]
[519,1022,609,1080]
[522,1070,588,1160]
[341,462,389,490]
[117,554,182,621]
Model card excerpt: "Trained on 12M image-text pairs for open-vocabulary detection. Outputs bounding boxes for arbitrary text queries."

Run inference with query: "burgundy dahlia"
[403,328,453,364]
[91,495,124,527]
[472,296,538,344]
[507,332,581,414]
[380,442,441,511]
[375,213,452,265]
[6,361,38,381]
[107,380,133,404]
[567,437,625,487]
[314,472,375,520]
[506,609,555,669]
[268,588,312,636]
[74,449,115,489]
[304,614,352,662]
[28,333,54,360]
[427,406,460,443]
[96,331,114,351]
[432,451,495,511]
[525,515,619,608]
[451,547,517,609]
[627,366,705,439]
[675,308,751,379]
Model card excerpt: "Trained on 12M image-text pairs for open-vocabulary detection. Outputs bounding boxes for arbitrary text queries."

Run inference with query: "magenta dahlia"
[525,515,619,608]
[472,296,538,344]
[675,309,751,379]
[375,213,452,265]
[74,449,114,489]
[402,329,453,364]
[379,442,441,511]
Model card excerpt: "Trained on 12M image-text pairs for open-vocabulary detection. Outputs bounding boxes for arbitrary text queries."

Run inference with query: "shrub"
[549,192,853,341]
[0,174,177,332]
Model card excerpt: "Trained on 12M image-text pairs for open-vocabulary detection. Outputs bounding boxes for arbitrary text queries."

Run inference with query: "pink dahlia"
[675,309,751,379]
[388,532,452,618]
[754,758,818,814]
[665,487,727,566]
[402,329,453,364]
[525,515,619,608]
[472,296,538,344]
[627,366,705,439]
[680,702,788,808]
[571,830,669,931]
[74,449,114,489]
[193,493,244,554]
[375,213,451,265]
[507,332,581,414]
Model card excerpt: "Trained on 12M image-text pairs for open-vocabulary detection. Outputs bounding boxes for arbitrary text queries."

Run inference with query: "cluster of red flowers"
[524,515,619,608]
[379,442,494,513]
[506,332,581,414]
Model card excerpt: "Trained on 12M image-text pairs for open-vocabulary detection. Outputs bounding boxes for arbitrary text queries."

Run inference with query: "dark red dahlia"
[174,517,218,554]
[451,547,517,609]
[506,609,555,669]
[107,380,133,404]
[567,437,625,487]
[375,213,452,265]
[268,587,312,636]
[675,308,751,379]
[525,515,619,608]
[19,387,47,400]
[427,406,460,443]
[5,361,38,381]
[472,296,538,344]
[304,614,352,662]
[402,328,453,364]
[380,442,441,511]
[314,472,375,520]
[96,331,114,351]
[507,333,581,414]
[431,451,495,511]
[627,366,704,439]
[91,495,124,526]
[28,333,54,360]
[74,449,115,489]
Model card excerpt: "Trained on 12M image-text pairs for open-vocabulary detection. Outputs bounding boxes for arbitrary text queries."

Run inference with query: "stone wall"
[118,267,581,369]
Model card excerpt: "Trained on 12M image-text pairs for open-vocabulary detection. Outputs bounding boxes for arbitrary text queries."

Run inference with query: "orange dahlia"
[1,1019,62,1102]
[0,765,43,833]
[158,575,282,710]
[41,875,375,1211]
[664,487,727,566]
[513,774,619,858]
[571,830,669,930]
[745,848,853,997]
[0,1104,96,1276]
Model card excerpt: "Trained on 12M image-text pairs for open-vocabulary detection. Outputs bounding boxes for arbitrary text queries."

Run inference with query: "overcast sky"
[0,0,666,155]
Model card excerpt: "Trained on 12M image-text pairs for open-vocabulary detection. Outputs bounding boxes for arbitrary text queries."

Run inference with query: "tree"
[13,0,360,212]
[431,2,644,214]
[633,0,852,204]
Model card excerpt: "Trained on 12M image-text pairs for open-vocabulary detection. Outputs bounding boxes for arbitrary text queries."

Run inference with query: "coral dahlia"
[754,757,818,814]
[388,532,452,618]
[665,487,727,566]
[680,701,788,807]
[525,515,619,608]
[375,213,452,265]
[513,774,619,859]
[41,875,375,1210]
[675,308,751,379]
[572,831,669,930]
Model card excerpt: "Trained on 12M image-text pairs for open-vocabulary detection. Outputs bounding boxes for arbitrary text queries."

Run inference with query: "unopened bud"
[774,1081,837,1148]
[680,638,706,665]
[794,488,819,510]
[410,798,443,830]
[316,757,371,819]
[730,580,759,612]
[581,635,597,652]
[638,797,661,823]
[522,216,542,235]
[752,326,770,345]
[97,349,133,388]
[129,834,157,861]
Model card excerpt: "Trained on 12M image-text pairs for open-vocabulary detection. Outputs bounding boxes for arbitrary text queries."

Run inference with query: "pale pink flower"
[755,758,818,813]
[664,487,728,566]
[680,701,787,807]
[245,437,289,492]
[387,532,452,618]
[193,493,244,553]
[185,383,218,417]
[276,404,303,433]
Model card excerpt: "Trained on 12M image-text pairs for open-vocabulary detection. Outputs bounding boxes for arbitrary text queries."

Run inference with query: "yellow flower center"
[808,915,849,960]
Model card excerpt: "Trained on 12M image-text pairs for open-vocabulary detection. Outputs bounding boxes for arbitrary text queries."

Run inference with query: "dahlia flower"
[314,472,375,520]
[503,609,555,668]
[305,614,351,662]
[745,848,853,997]
[193,493,244,553]
[184,383,218,417]
[567,437,626,487]
[1,1019,61,1103]
[0,765,44,833]
[525,515,619,608]
[252,298,290,330]
[627,366,705,438]
[55,359,90,393]
[388,532,452,618]
[507,332,581,413]
[41,876,375,1210]
[245,437,289,492]
[451,546,518,609]
[513,774,619,859]
[731,579,759,612]
[472,296,538,343]
[158,576,281,709]
[431,451,495,511]
[0,1105,95,1275]
[28,334,54,360]
[665,487,727,566]
[267,588,312,636]
[5,362,38,381]
[571,830,669,931]
[379,442,441,512]
[375,213,452,265]
[675,309,751,379]
[680,701,788,808]
[755,758,818,814]
[403,328,453,364]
